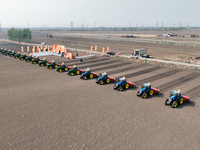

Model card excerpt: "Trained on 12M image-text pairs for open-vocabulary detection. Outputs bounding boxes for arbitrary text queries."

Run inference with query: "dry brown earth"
[1,41,200,149]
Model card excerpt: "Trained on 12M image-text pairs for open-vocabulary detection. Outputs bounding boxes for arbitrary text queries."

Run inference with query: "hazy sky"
[0,0,199,28]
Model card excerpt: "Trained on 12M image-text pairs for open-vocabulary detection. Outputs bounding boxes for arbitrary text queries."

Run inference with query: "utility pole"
[71,22,73,30]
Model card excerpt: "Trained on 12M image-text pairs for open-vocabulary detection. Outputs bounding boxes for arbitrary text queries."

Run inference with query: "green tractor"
[56,62,71,72]
[14,53,21,59]
[19,54,28,60]
[9,51,17,57]
[1,50,7,55]
[32,57,42,64]
[0,48,4,53]
[5,51,12,56]
[39,58,51,67]
[47,60,60,69]
[68,65,84,76]
[25,55,35,62]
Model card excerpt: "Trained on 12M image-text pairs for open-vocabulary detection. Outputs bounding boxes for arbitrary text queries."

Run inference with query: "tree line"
[7,28,32,42]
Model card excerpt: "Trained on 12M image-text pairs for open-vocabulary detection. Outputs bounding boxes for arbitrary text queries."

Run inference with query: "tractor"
[1,50,7,55]
[39,58,51,67]
[137,83,160,99]
[56,62,71,72]
[47,60,60,69]
[96,72,116,85]
[14,53,21,59]
[32,56,42,64]
[25,55,34,62]
[80,68,99,80]
[0,48,3,53]
[165,89,191,108]
[114,77,136,91]
[68,65,84,76]
[5,51,12,56]
[19,54,28,60]
[9,51,17,57]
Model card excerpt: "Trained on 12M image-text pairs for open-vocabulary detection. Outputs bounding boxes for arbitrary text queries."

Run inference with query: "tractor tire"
[137,91,141,96]
[70,72,74,76]
[46,62,49,66]
[65,68,68,72]
[55,65,58,68]
[83,76,87,80]
[149,89,154,96]
[179,97,184,105]
[38,60,41,63]
[40,64,44,67]
[106,78,110,83]
[90,74,94,79]
[27,60,29,62]
[118,86,123,91]
[76,70,80,75]
[99,80,104,85]
[142,92,148,99]
[20,58,23,60]
[33,61,36,64]
[49,66,53,69]
[15,56,18,59]
[32,58,34,61]
[165,99,169,105]
[172,101,178,108]
[125,83,129,89]
[10,55,13,57]
[58,69,62,72]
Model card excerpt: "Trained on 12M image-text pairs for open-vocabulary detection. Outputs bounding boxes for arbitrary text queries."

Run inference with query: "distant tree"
[7,28,32,42]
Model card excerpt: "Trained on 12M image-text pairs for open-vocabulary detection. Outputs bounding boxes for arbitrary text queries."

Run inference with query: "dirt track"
[1,41,200,150]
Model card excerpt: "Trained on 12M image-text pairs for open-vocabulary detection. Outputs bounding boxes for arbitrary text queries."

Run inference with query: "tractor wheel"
[15,56,18,59]
[118,86,123,91]
[27,60,29,62]
[179,97,184,105]
[65,68,68,72]
[90,74,93,79]
[49,66,53,69]
[70,72,74,76]
[32,58,34,61]
[41,64,44,67]
[125,83,129,89]
[46,62,49,66]
[58,69,62,72]
[33,61,36,64]
[11,55,13,57]
[137,91,141,96]
[38,60,41,63]
[172,101,178,108]
[149,89,154,96]
[6,54,8,56]
[165,99,169,105]
[99,80,104,85]
[76,70,80,75]
[83,76,87,80]
[142,92,148,99]
[106,78,110,83]
[55,65,58,68]
[20,58,23,60]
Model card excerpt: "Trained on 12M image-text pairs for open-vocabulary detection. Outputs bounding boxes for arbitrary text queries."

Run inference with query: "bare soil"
[1,41,200,150]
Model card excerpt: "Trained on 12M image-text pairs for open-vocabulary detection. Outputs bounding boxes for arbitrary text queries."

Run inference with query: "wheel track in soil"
[116,66,161,79]
[135,69,184,85]
[65,57,109,66]
[78,59,119,69]
[92,62,131,72]
[183,84,200,100]
[60,56,97,64]
[107,63,148,75]
[157,73,199,92]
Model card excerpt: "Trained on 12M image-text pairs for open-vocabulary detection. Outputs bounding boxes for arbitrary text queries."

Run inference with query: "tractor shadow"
[175,101,196,109]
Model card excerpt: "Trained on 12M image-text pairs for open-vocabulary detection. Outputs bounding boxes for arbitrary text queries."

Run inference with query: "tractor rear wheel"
[65,68,68,72]
[149,89,154,96]
[106,78,110,83]
[179,97,184,105]
[76,70,80,75]
[90,74,93,79]
[172,101,178,108]
[142,92,148,99]
[99,80,104,85]
[55,65,58,68]
[125,83,129,89]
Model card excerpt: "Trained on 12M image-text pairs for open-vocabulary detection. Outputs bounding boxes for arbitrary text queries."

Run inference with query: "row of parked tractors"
[0,48,191,108]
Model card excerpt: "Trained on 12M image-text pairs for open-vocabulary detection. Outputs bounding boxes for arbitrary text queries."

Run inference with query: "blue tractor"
[80,68,99,80]
[96,72,116,85]
[165,90,191,108]
[137,83,160,99]
[114,77,136,91]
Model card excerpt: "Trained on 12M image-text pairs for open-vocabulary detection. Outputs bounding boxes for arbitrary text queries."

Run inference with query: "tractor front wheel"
[70,72,74,76]
[142,92,148,99]
[83,76,87,80]
[118,86,123,91]
[58,69,62,72]
[137,91,141,96]
[172,101,178,108]
[49,66,53,69]
[99,80,104,85]
[27,60,29,62]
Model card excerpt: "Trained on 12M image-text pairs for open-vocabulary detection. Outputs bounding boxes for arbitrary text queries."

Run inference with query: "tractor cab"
[84,68,91,75]
[170,90,181,98]
[101,72,108,79]
[72,66,77,70]
[119,77,127,86]
[141,83,151,90]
